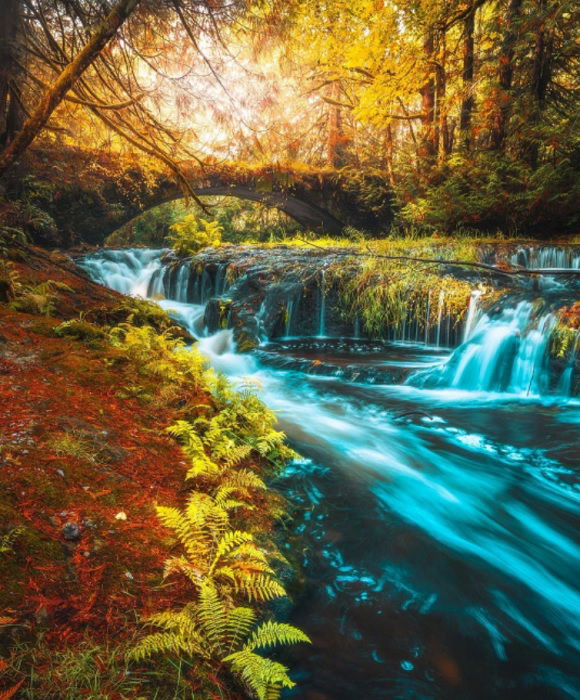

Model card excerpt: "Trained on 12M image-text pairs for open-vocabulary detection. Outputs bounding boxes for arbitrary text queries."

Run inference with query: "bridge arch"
[145,183,346,236]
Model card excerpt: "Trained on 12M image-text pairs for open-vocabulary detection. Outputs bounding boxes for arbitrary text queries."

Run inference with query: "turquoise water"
[81,249,580,699]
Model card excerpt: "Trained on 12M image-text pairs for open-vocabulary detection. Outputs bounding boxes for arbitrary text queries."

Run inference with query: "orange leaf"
[0,680,24,700]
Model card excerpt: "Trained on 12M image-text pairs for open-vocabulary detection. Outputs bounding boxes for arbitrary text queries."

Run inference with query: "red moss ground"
[0,248,201,695]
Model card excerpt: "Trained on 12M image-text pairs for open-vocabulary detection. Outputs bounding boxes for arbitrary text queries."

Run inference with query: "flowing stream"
[80,248,579,699]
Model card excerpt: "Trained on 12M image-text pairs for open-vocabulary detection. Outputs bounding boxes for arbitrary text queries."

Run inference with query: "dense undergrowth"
[0,242,309,698]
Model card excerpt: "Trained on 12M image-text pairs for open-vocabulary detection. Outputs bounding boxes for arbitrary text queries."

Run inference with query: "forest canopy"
[0,0,578,235]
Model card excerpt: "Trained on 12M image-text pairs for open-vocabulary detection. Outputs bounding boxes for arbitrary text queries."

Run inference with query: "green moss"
[0,509,65,609]
[54,318,106,342]
[551,322,579,359]
[235,330,259,353]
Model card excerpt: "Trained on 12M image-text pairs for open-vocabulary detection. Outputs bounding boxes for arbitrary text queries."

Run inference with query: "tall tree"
[0,0,142,177]
[419,30,437,161]
[0,0,24,148]
[490,0,523,151]
[459,5,476,149]
[524,0,553,167]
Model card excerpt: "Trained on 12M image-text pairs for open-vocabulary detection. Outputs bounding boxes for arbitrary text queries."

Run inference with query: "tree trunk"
[0,0,142,178]
[385,123,396,186]
[419,32,437,162]
[490,0,523,151]
[0,0,23,148]
[326,81,344,168]
[525,0,551,167]
[459,6,476,149]
[436,33,451,161]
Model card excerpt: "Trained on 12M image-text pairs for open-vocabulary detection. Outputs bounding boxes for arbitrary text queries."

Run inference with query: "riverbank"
[0,245,307,698]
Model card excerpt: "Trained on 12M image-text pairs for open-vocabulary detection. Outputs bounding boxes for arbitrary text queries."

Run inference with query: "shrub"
[168,216,223,257]
[9,280,72,316]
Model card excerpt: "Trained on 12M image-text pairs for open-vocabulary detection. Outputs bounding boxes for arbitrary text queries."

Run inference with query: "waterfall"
[78,248,165,296]
[510,246,580,270]
[215,263,229,296]
[285,299,295,338]
[409,301,562,395]
[80,248,575,399]
[463,290,482,343]
[318,269,327,338]
[435,290,445,347]
[174,261,190,302]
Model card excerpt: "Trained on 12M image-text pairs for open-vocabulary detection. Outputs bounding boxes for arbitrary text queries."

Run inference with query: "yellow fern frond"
[225,606,257,652]
[197,583,228,651]
[234,574,287,602]
[210,530,255,575]
[245,621,311,652]
[223,649,295,700]
[222,468,267,491]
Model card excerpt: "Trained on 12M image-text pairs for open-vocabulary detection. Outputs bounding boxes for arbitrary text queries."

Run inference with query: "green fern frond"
[234,574,287,602]
[223,650,296,700]
[245,621,311,652]
[197,584,228,651]
[129,631,202,662]
[210,530,255,574]
[223,468,267,491]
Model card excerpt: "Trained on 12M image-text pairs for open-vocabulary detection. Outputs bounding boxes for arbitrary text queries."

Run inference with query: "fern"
[223,649,296,700]
[9,280,72,316]
[131,582,310,699]
[0,526,26,554]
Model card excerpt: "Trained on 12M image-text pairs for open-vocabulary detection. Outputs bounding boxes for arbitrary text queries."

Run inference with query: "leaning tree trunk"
[0,0,142,178]
[490,0,523,151]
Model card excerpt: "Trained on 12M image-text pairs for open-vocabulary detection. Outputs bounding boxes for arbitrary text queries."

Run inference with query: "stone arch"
[144,184,345,236]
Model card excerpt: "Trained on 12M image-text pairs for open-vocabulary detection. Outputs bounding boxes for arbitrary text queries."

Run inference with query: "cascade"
[285,298,295,338]
[78,248,165,296]
[174,261,190,302]
[463,289,482,342]
[409,300,562,395]
[80,249,574,398]
[510,245,580,270]
[318,269,327,337]
[214,263,229,296]
[435,290,445,347]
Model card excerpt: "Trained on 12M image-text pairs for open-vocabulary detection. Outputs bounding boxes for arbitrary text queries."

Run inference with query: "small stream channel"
[80,246,579,699]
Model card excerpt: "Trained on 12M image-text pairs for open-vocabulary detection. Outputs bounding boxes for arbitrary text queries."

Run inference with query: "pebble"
[62,522,81,541]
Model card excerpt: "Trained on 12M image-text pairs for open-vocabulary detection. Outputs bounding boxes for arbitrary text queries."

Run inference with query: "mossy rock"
[235,330,259,353]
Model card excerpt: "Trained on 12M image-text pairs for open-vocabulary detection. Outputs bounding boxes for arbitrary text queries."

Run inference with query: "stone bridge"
[129,164,393,237]
[31,148,393,245]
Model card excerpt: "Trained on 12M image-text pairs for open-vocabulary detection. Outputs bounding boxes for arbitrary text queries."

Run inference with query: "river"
[80,247,580,700]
